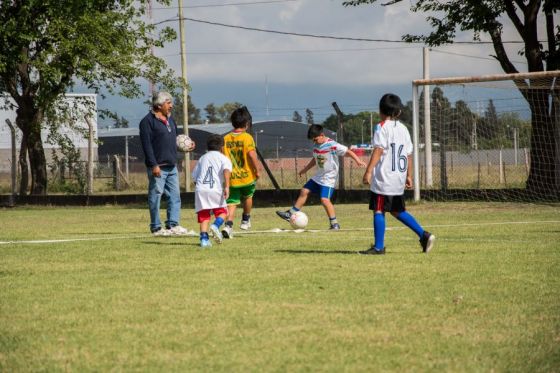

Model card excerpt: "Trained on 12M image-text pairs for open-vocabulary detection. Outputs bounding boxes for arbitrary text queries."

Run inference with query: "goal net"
[411,70,560,202]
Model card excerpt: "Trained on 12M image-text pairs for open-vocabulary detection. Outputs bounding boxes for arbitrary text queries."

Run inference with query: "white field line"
[0,220,558,246]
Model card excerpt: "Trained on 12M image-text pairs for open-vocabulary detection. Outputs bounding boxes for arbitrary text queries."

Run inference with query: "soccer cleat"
[209,224,223,244]
[276,210,292,222]
[222,226,234,239]
[329,223,341,230]
[359,246,386,255]
[167,225,189,236]
[152,228,171,236]
[200,238,212,248]
[239,220,251,230]
[420,231,435,253]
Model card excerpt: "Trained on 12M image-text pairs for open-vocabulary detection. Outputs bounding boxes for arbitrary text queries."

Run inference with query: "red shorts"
[197,207,228,223]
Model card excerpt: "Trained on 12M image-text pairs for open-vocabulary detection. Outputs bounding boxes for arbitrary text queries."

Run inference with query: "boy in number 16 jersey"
[361,93,435,255]
[192,134,232,248]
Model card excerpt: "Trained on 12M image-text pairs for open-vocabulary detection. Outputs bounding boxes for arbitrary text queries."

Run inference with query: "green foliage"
[1,203,559,371]
[305,108,314,124]
[323,111,381,145]
[204,102,244,123]
[172,95,202,126]
[0,0,180,194]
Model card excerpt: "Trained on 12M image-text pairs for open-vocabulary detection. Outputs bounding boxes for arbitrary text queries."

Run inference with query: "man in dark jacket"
[139,91,188,236]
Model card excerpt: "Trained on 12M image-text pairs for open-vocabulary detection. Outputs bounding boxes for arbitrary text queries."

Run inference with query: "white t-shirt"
[192,151,232,212]
[311,138,348,188]
[370,120,413,195]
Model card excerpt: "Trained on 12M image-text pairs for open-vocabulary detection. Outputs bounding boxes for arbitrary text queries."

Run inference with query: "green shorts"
[227,183,256,205]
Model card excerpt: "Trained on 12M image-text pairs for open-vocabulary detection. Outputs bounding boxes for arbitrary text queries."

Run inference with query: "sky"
[97,0,538,127]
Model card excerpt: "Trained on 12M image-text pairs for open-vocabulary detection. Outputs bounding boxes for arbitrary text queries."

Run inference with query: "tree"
[110,114,130,129]
[344,0,560,194]
[292,111,303,123]
[452,100,477,150]
[305,108,314,124]
[480,99,500,144]
[323,111,381,145]
[217,102,243,123]
[0,1,178,195]
[204,104,219,123]
[172,95,201,126]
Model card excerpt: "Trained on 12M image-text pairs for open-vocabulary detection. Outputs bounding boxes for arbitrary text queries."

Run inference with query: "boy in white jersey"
[192,134,232,248]
[360,93,435,255]
[276,124,366,229]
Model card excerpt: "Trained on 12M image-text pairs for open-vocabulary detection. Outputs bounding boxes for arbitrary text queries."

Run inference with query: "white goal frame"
[411,70,560,201]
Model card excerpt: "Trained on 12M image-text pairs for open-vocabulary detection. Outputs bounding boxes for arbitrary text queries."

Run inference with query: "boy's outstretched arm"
[345,149,367,167]
[298,158,316,177]
[362,147,383,185]
[247,150,261,179]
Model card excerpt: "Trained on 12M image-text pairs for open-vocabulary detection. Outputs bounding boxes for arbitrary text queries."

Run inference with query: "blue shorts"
[303,179,335,200]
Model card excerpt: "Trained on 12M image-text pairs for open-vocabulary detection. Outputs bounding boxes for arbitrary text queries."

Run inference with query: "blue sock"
[374,213,385,250]
[396,211,424,237]
[200,232,209,240]
[242,214,250,222]
[213,217,224,228]
[289,206,300,214]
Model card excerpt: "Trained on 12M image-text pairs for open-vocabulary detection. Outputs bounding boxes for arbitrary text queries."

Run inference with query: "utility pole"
[178,0,191,192]
[332,102,345,190]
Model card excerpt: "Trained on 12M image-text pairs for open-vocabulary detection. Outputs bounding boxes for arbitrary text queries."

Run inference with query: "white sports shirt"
[370,120,413,195]
[192,151,232,212]
[311,138,348,188]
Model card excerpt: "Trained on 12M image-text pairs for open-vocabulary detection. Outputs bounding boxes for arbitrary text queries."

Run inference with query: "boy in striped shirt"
[276,124,366,229]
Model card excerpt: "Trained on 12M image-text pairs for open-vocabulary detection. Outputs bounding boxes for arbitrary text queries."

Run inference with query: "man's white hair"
[152,91,173,109]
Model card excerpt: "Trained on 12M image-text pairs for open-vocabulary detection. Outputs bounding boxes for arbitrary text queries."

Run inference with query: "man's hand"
[355,159,367,168]
[152,165,161,177]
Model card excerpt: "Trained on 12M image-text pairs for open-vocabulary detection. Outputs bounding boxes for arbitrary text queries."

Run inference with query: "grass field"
[1,202,559,371]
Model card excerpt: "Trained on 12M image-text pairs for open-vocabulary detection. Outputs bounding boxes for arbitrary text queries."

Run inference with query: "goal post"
[411,70,560,202]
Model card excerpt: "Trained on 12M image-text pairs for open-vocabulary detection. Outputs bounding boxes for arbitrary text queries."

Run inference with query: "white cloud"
[136,0,546,118]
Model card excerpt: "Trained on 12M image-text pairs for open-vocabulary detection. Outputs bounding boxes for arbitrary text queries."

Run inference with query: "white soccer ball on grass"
[290,211,309,229]
[176,134,195,152]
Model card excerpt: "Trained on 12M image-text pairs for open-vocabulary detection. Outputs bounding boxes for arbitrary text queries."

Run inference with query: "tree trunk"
[16,105,48,195]
[18,136,29,196]
[526,88,559,197]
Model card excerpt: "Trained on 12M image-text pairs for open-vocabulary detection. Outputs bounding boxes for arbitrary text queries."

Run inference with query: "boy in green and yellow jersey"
[221,107,260,238]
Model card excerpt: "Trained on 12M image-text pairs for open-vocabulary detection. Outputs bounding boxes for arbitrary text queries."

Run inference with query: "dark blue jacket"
[139,111,178,168]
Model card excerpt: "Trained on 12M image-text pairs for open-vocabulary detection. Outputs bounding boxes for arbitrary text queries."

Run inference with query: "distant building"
[97,120,337,162]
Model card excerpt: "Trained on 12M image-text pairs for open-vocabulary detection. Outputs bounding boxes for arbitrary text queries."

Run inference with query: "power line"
[151,0,298,10]
[154,16,526,44]
[157,46,419,57]
[431,49,527,65]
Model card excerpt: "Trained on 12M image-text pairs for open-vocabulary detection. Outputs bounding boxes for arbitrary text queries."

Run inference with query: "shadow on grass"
[275,249,361,255]
[141,241,199,247]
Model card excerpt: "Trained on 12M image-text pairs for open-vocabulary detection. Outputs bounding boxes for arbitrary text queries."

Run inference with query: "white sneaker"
[168,226,189,236]
[221,226,233,239]
[209,224,223,244]
[239,220,251,230]
[152,228,171,236]
[200,238,212,248]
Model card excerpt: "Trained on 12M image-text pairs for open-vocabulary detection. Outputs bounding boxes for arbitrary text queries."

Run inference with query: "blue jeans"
[147,165,181,232]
